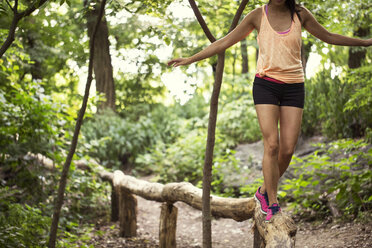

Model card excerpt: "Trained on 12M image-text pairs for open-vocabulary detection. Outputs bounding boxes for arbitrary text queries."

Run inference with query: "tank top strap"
[259,5,268,32]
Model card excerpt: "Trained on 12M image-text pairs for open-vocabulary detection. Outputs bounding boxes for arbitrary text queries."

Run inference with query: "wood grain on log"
[253,202,297,248]
[159,203,178,248]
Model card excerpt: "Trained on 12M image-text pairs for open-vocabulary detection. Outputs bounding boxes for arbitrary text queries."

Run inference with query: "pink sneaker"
[254,187,269,214]
[265,203,281,222]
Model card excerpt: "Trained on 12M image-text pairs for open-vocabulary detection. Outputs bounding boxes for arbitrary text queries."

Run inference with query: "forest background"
[0,0,371,247]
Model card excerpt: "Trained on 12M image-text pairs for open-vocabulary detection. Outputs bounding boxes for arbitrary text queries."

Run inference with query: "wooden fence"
[99,170,297,248]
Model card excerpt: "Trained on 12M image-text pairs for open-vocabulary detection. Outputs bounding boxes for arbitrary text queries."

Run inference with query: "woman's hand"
[167,57,192,67]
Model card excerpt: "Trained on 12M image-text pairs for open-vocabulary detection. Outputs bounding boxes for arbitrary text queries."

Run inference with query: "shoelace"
[269,204,280,215]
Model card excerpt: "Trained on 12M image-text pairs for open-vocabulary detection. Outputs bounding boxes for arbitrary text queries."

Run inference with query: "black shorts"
[253,77,305,109]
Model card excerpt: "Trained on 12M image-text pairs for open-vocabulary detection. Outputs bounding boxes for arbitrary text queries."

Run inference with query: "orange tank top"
[256,5,304,83]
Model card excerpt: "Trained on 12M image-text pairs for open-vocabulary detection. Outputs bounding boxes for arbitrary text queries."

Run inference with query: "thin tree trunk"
[47,0,107,247]
[188,1,249,247]
[0,0,49,59]
[241,38,249,74]
[202,52,225,248]
[232,45,237,79]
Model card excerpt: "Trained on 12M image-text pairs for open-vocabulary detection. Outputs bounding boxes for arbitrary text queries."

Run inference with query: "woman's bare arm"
[301,7,372,47]
[168,7,260,67]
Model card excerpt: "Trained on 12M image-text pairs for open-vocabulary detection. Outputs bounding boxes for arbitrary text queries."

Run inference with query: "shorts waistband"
[255,74,286,84]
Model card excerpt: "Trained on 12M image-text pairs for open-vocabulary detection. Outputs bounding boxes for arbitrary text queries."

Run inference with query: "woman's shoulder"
[248,6,264,29]
[296,5,312,25]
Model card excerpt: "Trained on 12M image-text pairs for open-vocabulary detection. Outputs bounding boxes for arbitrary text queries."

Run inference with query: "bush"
[80,106,182,172]
[280,138,372,220]
[0,191,50,248]
[217,92,261,145]
[302,65,372,138]
[136,127,242,195]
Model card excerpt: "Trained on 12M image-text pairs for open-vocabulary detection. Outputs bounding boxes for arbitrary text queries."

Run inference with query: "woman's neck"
[268,2,288,13]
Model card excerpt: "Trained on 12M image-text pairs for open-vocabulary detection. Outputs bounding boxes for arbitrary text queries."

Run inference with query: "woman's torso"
[251,5,305,83]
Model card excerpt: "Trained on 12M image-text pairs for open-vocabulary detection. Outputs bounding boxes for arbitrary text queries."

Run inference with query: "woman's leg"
[259,106,303,203]
[278,106,303,176]
[255,104,280,205]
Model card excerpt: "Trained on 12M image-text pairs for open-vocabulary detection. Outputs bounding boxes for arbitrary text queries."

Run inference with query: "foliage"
[217,74,261,145]
[80,106,182,171]
[302,64,372,139]
[0,200,50,248]
[136,126,241,194]
[280,139,372,220]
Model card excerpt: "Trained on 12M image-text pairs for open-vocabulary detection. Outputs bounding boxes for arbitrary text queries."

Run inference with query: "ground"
[89,136,372,247]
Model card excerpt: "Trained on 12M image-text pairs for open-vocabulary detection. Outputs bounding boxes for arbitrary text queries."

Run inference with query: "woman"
[167,0,372,222]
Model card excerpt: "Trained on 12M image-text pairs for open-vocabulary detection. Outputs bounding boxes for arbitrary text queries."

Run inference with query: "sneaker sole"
[254,194,268,214]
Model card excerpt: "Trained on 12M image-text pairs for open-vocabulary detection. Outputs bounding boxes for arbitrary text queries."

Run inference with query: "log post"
[117,186,137,237]
[159,203,178,248]
[111,181,119,221]
[253,222,265,248]
[253,203,297,248]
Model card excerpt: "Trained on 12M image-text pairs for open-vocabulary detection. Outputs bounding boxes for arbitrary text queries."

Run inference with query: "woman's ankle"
[259,186,266,194]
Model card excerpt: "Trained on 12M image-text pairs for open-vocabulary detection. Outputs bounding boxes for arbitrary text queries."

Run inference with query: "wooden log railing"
[99,170,297,248]
[24,152,296,246]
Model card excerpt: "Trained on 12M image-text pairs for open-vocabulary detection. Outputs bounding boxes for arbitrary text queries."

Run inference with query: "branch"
[14,0,18,13]
[19,0,48,19]
[0,0,49,59]
[228,0,249,33]
[5,0,14,12]
[188,0,216,43]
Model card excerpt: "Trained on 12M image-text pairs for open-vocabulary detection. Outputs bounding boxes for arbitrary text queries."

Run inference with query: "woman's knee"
[264,140,279,156]
[280,145,295,158]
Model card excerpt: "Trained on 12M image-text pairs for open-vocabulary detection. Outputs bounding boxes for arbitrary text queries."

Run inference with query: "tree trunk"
[86,0,116,110]
[188,1,250,247]
[348,27,369,69]
[241,38,249,74]
[47,1,107,247]
[202,52,225,248]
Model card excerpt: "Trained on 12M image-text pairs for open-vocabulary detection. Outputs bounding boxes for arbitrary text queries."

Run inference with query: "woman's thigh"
[255,104,280,144]
[279,106,303,152]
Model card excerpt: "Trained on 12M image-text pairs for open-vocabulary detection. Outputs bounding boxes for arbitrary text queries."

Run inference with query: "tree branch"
[228,0,249,33]
[19,0,48,19]
[188,0,216,43]
[14,0,18,14]
[47,0,108,247]
[5,0,14,12]
[0,0,49,59]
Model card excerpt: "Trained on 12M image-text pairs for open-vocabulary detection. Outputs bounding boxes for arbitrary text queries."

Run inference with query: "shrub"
[0,193,50,248]
[280,138,372,220]
[302,65,372,138]
[80,106,182,172]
